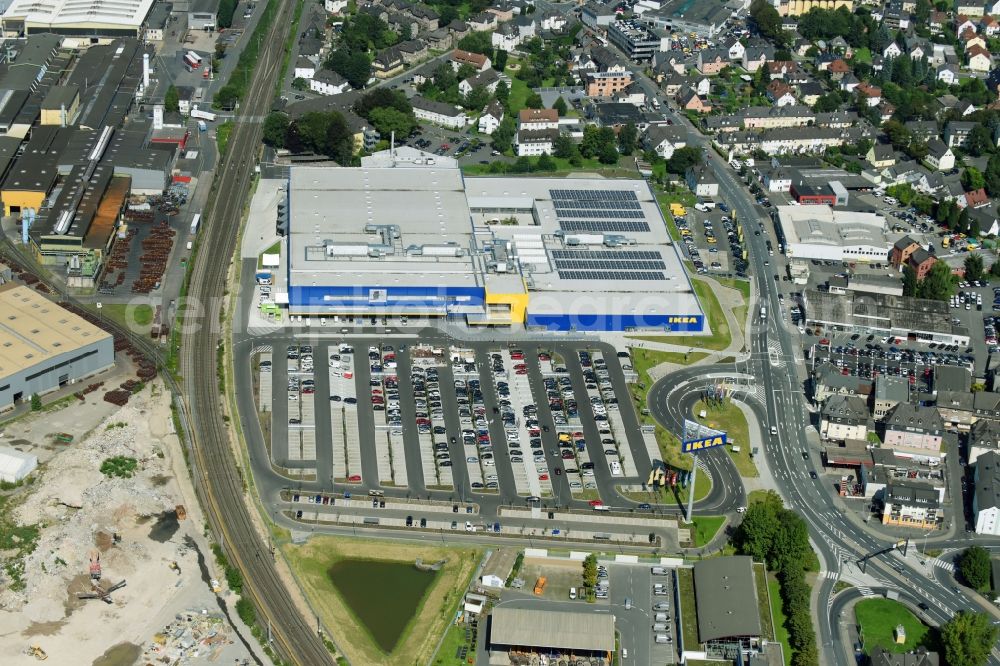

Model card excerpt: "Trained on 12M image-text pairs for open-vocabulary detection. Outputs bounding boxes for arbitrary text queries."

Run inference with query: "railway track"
[177,1,336,664]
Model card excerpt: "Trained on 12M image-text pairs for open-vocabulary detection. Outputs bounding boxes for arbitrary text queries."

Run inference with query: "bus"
[190,213,201,234]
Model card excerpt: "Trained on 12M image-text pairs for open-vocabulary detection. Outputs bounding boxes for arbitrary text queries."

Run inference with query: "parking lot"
[257,338,656,506]
[674,201,747,278]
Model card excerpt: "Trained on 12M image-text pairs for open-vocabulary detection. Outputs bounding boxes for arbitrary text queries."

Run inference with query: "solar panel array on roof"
[553,199,641,211]
[550,189,640,202]
[555,208,646,219]
[559,219,651,232]
[552,249,667,281]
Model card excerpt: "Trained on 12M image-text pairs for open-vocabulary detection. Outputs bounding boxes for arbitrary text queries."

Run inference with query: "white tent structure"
[0,446,37,483]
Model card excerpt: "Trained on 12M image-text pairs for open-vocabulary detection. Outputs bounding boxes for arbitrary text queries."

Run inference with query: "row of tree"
[734,491,817,666]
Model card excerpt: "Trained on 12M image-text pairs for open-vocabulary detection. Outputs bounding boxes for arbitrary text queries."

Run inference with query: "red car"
[588,500,604,507]
[819,338,830,346]
[348,474,362,482]
[539,474,549,481]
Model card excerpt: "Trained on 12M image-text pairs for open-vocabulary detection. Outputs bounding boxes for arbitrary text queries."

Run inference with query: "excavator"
[77,579,126,604]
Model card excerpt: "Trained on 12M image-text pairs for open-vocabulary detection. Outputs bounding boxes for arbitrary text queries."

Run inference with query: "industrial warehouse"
[0,284,114,411]
[280,161,702,332]
[773,205,891,263]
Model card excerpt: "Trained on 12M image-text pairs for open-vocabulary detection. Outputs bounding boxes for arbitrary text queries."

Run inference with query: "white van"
[569,587,577,600]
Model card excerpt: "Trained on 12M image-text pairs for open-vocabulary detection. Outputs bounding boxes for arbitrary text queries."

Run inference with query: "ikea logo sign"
[668,316,700,324]
[681,434,727,453]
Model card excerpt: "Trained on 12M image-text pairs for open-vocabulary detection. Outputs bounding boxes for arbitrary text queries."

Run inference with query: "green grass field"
[767,575,793,666]
[693,399,758,477]
[216,121,234,155]
[677,568,700,647]
[689,515,725,547]
[855,598,930,654]
[507,75,530,112]
[98,303,154,330]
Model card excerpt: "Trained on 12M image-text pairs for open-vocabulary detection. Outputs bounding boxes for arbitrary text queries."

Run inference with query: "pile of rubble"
[143,610,237,664]
[0,391,176,618]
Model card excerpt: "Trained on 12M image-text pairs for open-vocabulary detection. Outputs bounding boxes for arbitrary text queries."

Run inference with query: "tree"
[598,141,619,165]
[963,167,986,192]
[263,112,289,147]
[29,393,41,411]
[368,107,417,139]
[217,0,236,29]
[553,134,577,159]
[463,85,491,111]
[582,553,598,590]
[494,49,509,73]
[991,259,1000,278]
[525,92,544,109]
[354,88,412,118]
[552,96,568,116]
[917,260,955,301]
[734,492,782,562]
[902,264,918,296]
[323,112,355,164]
[326,49,371,89]
[959,545,992,591]
[164,84,179,113]
[986,153,1000,197]
[968,124,994,157]
[284,121,304,153]
[494,80,509,105]
[666,146,702,175]
[292,77,308,91]
[941,611,999,666]
[491,116,516,154]
[812,92,843,113]
[915,0,931,24]
[537,154,557,171]
[750,0,785,45]
[618,123,638,156]
[457,31,494,58]
[215,85,239,110]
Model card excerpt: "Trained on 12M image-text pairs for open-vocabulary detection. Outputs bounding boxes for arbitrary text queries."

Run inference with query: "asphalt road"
[179,2,335,663]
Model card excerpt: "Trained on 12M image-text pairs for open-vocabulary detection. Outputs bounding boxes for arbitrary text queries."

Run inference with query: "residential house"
[829,58,851,80]
[642,124,687,159]
[968,419,1000,464]
[294,57,316,80]
[447,19,470,42]
[492,23,520,51]
[906,120,940,141]
[936,390,1000,429]
[519,108,559,131]
[766,80,797,107]
[968,45,993,72]
[856,82,882,107]
[957,15,979,35]
[963,187,991,208]
[798,80,825,106]
[514,14,537,41]
[614,82,647,106]
[867,143,896,169]
[983,15,1000,37]
[945,120,977,147]
[767,60,798,79]
[725,37,745,61]
[397,39,428,64]
[962,30,987,51]
[539,11,567,32]
[516,128,558,156]
[458,69,500,96]
[882,480,943,529]
[764,168,793,192]
[451,49,491,72]
[697,49,728,75]
[411,95,468,129]
[586,69,633,97]
[883,403,945,459]
[890,236,921,269]
[686,165,719,197]
[872,376,910,419]
[372,47,405,78]
[840,73,861,93]
[908,246,938,279]
[924,139,956,171]
[467,11,497,32]
[937,64,959,85]
[811,365,873,404]
[976,450,1000,536]
[424,28,453,50]
[883,42,903,59]
[409,5,439,31]
[695,77,711,97]
[821,395,872,442]
[478,99,504,135]
[742,45,773,73]
[325,0,348,12]
[678,89,711,113]
[310,69,350,96]
[662,72,688,96]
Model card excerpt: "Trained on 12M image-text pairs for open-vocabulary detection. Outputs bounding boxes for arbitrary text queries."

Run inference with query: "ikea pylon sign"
[681,433,727,453]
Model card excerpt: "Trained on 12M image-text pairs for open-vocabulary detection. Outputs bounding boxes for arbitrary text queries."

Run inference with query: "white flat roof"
[777,204,888,249]
[4,0,154,27]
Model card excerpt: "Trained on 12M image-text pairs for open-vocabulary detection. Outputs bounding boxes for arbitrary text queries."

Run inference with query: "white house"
[481,574,505,588]
[0,446,36,483]
[479,100,504,134]
[325,0,348,13]
[310,70,350,96]
[936,65,959,85]
[516,128,558,156]
[695,77,711,96]
[924,139,956,170]
[294,57,316,80]
[458,69,501,96]
[764,169,793,192]
[974,450,1000,535]
[411,95,468,129]
[883,42,902,59]
[726,37,745,61]
[492,23,521,51]
[539,11,567,31]
[642,124,686,159]
[686,165,719,197]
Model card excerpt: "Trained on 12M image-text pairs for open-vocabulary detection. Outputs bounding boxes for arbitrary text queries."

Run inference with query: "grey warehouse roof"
[490,607,615,652]
[693,556,762,642]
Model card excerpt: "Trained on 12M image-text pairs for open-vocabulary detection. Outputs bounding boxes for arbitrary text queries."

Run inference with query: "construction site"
[0,381,262,665]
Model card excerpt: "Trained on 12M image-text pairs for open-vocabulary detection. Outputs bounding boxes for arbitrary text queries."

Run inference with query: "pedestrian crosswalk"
[928,558,956,573]
[857,585,875,597]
